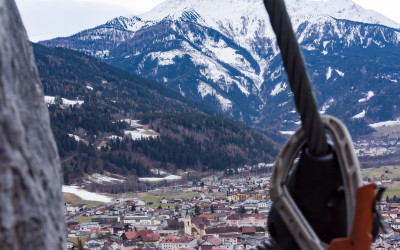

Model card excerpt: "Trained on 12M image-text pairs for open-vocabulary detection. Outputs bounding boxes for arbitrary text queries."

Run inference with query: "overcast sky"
[14,0,400,42]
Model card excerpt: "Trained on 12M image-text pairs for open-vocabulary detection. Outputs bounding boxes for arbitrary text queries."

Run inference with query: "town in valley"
[64,160,400,249]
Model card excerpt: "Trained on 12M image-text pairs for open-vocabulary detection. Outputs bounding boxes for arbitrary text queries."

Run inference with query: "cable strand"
[263,0,329,156]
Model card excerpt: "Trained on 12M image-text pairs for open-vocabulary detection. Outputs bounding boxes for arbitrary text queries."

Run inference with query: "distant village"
[64,162,400,250]
[355,137,400,157]
[65,166,273,250]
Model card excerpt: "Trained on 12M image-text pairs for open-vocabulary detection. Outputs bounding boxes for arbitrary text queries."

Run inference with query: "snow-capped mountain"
[40,0,400,135]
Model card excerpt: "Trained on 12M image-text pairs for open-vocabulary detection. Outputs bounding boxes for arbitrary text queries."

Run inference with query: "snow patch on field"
[139,175,182,182]
[120,119,143,128]
[87,173,125,184]
[62,185,112,203]
[358,91,374,102]
[369,119,400,128]
[117,119,159,140]
[45,96,84,106]
[124,129,159,140]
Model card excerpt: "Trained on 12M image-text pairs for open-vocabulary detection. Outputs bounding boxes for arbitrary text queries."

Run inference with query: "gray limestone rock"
[0,0,65,249]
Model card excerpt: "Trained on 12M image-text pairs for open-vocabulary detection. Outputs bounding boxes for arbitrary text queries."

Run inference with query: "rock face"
[0,1,65,249]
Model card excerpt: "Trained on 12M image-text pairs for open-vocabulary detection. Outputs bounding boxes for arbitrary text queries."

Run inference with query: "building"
[226,214,267,227]
[160,235,197,250]
[184,214,207,239]
[121,229,160,245]
[92,215,120,224]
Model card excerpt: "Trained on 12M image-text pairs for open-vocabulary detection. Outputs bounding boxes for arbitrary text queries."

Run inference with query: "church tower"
[184,212,192,235]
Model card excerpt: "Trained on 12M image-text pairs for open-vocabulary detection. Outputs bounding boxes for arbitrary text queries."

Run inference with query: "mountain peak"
[139,0,400,30]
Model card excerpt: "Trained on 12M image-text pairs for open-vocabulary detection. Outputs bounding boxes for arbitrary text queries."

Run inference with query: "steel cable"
[263,0,330,156]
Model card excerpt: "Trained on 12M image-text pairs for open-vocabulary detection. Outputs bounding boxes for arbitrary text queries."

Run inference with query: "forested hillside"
[33,44,280,183]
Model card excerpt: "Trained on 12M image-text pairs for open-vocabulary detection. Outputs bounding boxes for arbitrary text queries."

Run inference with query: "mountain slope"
[33,43,280,183]
[40,0,400,136]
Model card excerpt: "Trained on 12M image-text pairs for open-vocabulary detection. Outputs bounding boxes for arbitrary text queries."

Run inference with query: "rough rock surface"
[0,0,65,249]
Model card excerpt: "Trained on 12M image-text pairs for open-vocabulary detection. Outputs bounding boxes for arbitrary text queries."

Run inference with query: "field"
[362,165,400,198]
[68,237,87,246]
[371,124,400,140]
[63,193,104,208]
[74,216,92,223]
[361,165,400,180]
[141,191,201,208]
[384,182,400,199]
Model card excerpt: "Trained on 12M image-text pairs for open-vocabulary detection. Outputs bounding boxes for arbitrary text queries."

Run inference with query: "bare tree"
[0,1,65,249]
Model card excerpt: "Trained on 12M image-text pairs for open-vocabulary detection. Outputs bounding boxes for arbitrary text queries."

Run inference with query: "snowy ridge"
[136,0,400,88]
[140,0,400,37]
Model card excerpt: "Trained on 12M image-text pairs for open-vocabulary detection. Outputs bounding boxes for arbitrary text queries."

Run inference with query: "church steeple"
[184,210,192,235]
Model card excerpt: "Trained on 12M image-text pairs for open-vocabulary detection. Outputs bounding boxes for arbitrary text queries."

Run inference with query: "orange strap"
[329,183,377,250]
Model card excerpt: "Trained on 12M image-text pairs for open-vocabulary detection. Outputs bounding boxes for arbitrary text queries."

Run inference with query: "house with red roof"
[121,229,160,246]
[160,235,197,249]
[226,213,267,227]
[242,226,256,235]
[200,214,214,220]
[199,236,225,250]
[69,224,80,233]
[204,226,239,237]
